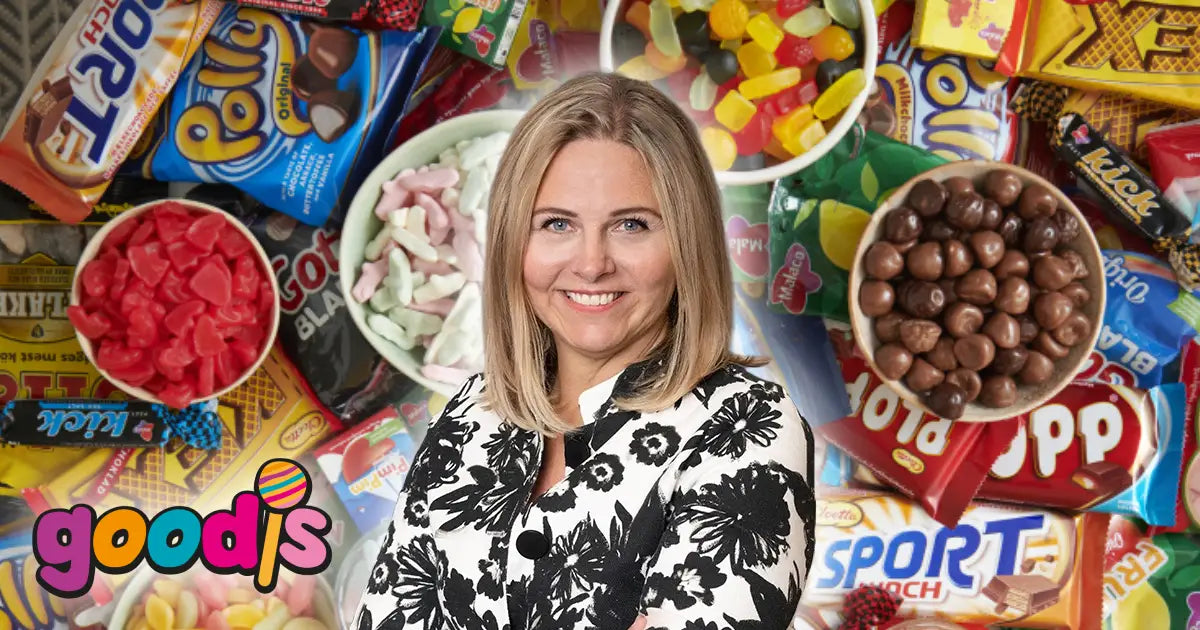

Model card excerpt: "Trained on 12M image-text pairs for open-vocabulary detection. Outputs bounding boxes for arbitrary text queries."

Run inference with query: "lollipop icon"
[254,458,311,591]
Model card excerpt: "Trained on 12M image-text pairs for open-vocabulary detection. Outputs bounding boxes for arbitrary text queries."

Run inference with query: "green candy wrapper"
[766,127,947,321]
[1105,516,1200,629]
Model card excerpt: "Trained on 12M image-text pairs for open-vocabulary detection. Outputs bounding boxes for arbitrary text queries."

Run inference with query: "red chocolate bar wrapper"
[821,325,1021,526]
[977,381,1185,526]
[798,489,1105,629]
[221,0,424,29]
[1149,338,1200,534]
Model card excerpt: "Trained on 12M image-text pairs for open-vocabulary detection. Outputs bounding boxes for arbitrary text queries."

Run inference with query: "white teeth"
[566,292,620,306]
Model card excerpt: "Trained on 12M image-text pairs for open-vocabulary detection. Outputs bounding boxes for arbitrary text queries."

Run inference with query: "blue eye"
[542,217,570,232]
[619,218,649,232]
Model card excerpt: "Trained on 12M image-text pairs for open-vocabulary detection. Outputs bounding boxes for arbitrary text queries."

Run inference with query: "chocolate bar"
[1055,113,1188,241]
[982,574,1061,615]
[0,399,221,449]
[1071,461,1134,501]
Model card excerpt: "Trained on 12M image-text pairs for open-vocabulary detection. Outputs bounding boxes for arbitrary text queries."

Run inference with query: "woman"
[356,72,815,630]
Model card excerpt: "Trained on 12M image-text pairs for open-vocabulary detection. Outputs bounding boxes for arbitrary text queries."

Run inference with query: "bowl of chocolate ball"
[848,161,1105,422]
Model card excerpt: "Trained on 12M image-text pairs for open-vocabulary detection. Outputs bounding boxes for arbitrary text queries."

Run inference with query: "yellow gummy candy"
[267,598,287,615]
[714,90,757,132]
[145,595,175,630]
[736,41,777,77]
[152,579,181,608]
[225,604,266,628]
[227,589,258,605]
[813,68,865,120]
[176,591,199,630]
[251,600,291,630]
[745,13,784,51]
[739,67,800,100]
[700,127,738,171]
[616,55,671,81]
[771,104,812,146]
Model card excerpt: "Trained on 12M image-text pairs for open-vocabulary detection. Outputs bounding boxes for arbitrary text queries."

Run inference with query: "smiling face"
[523,138,677,368]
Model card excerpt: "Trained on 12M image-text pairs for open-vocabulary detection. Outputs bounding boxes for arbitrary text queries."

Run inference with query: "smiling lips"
[564,291,626,308]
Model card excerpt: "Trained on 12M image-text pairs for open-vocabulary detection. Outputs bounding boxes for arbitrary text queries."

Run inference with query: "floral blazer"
[355,360,815,630]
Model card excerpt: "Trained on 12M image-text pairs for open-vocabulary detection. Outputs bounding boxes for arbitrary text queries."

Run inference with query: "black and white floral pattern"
[356,364,814,630]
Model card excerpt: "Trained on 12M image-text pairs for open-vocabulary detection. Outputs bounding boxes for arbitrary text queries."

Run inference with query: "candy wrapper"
[313,389,431,534]
[0,0,220,223]
[977,381,1186,526]
[1001,0,1200,110]
[872,22,1017,162]
[421,0,529,67]
[820,325,1020,525]
[724,184,772,284]
[222,0,426,30]
[1146,120,1200,231]
[911,0,1021,60]
[797,489,1106,629]
[503,0,600,90]
[0,399,223,450]
[767,127,947,321]
[1152,338,1200,534]
[388,59,513,150]
[130,8,438,227]
[1104,517,1200,629]
[0,531,77,630]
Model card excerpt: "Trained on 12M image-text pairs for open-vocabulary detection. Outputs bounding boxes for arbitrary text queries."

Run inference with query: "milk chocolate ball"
[997,212,1024,248]
[907,242,945,281]
[860,281,895,317]
[956,269,998,305]
[875,343,914,380]
[905,358,945,392]
[875,312,907,343]
[1052,311,1092,347]
[885,208,923,242]
[980,375,1018,408]
[1053,210,1081,242]
[908,180,949,217]
[946,368,982,402]
[994,277,1031,315]
[1061,282,1091,307]
[1019,351,1054,385]
[894,238,917,254]
[1018,184,1058,220]
[1018,314,1040,344]
[1024,217,1060,253]
[900,319,942,354]
[924,337,959,372]
[944,302,985,338]
[924,220,959,242]
[943,240,973,277]
[954,333,996,371]
[983,312,1021,349]
[926,382,967,419]
[992,346,1029,376]
[980,199,1003,230]
[1033,291,1073,330]
[945,192,985,230]
[968,231,1006,268]
[1034,330,1070,360]
[1033,255,1074,290]
[865,242,905,280]
[984,170,1023,207]
[938,278,959,304]
[944,176,975,198]
[1059,249,1089,279]
[898,281,947,318]
[993,250,1030,280]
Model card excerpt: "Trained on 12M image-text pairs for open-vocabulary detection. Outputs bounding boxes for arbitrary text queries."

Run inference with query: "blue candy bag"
[128,7,438,226]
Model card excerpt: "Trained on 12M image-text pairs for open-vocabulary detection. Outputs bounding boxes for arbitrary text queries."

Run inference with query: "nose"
[570,230,615,282]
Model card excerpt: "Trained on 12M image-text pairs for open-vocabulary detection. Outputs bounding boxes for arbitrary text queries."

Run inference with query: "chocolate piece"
[923,220,958,242]
[984,170,1023,207]
[860,280,895,317]
[309,89,359,143]
[1052,311,1092,347]
[944,302,984,338]
[992,346,1029,376]
[1018,314,1040,344]
[997,213,1024,247]
[893,238,917,254]
[1070,461,1134,501]
[983,312,1021,349]
[979,375,1018,408]
[943,240,973,277]
[898,281,946,319]
[904,358,945,393]
[1033,291,1073,330]
[980,199,1003,230]
[1053,211,1081,242]
[1019,351,1054,385]
[924,337,959,372]
[906,242,945,281]
[875,312,906,343]
[900,319,942,354]
[865,242,904,280]
[907,179,949,217]
[968,231,1006,268]
[1032,255,1074,290]
[875,343,914,380]
[945,368,982,402]
[945,192,984,230]
[1018,184,1058,220]
[993,250,1030,280]
[1034,331,1070,360]
[1021,558,1038,573]
[1024,217,1059,253]
[1061,282,1091,307]
[885,208,923,242]
[925,382,966,419]
[937,278,958,304]
[954,333,995,371]
[943,176,975,198]
[290,57,335,101]
[24,78,73,146]
[1059,249,1089,279]
[956,269,997,305]
[307,26,359,79]
[994,277,1031,315]
[982,575,1060,615]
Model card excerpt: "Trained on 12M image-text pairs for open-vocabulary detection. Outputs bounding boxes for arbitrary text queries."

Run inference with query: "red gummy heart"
[185,213,227,253]
[126,310,160,349]
[231,255,259,301]
[109,362,156,388]
[104,217,141,249]
[158,269,193,305]
[157,337,197,370]
[165,241,205,273]
[158,381,196,410]
[214,349,239,388]
[154,212,190,242]
[216,229,254,259]
[109,258,131,300]
[192,314,227,357]
[129,243,170,286]
[229,338,258,366]
[81,258,114,298]
[67,306,112,339]
[96,342,143,372]
[120,291,152,320]
[190,261,232,306]
[164,300,206,337]
[196,356,216,398]
[128,221,156,247]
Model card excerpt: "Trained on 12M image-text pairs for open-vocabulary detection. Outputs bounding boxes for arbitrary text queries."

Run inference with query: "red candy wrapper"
[1145,120,1200,234]
[821,325,1020,526]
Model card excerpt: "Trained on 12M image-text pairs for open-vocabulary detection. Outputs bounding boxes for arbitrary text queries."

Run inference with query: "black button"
[563,434,590,468]
[516,530,550,559]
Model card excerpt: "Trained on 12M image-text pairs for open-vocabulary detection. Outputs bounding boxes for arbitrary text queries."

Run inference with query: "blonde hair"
[482,72,763,436]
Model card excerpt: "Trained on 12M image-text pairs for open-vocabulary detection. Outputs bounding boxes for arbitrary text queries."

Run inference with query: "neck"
[552,326,667,423]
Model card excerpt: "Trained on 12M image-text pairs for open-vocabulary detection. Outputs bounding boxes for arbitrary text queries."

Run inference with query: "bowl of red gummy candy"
[68,199,280,409]
[599,0,878,185]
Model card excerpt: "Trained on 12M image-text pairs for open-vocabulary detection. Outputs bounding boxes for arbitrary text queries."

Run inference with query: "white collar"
[575,371,623,425]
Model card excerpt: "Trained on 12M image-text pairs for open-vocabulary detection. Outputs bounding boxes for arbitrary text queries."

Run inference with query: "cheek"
[630,247,676,291]
[522,242,555,292]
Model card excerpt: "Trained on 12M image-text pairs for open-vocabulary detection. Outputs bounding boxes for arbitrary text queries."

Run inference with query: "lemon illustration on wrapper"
[818,200,870,271]
[1106,582,1171,630]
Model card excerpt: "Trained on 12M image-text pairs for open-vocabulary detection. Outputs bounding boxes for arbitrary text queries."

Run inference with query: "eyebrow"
[532,206,661,217]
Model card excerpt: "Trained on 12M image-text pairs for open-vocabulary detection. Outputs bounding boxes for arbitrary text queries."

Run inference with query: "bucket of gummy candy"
[107,569,338,630]
[339,109,523,397]
[69,199,281,409]
[599,0,878,185]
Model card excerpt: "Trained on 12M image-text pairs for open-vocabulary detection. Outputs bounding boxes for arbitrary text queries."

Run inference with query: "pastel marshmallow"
[407,297,455,317]
[395,167,459,192]
[411,257,455,276]
[351,258,388,303]
[421,363,473,385]
[374,179,411,220]
[364,224,392,261]
[368,314,414,350]
[458,166,488,216]
[391,226,438,262]
[413,272,465,303]
[368,286,400,312]
[386,248,413,305]
[387,308,443,336]
[452,231,483,282]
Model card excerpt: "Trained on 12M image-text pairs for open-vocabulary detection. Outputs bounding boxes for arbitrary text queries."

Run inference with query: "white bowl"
[339,110,526,397]
[70,199,280,406]
[599,0,878,186]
